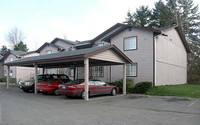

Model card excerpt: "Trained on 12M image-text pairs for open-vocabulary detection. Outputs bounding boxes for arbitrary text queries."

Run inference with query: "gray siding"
[110,28,154,83]
[156,28,187,85]
[0,60,4,78]
[39,45,58,55]
[53,40,72,51]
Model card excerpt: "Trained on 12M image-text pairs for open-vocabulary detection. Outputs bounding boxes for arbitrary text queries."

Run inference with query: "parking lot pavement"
[0,86,200,125]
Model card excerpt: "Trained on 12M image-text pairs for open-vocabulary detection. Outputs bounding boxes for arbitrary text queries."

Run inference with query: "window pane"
[69,68,74,77]
[124,37,137,50]
[92,66,103,77]
[126,64,137,76]
[97,43,104,47]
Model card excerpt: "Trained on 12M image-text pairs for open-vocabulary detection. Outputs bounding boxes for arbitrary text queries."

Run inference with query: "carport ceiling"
[4,45,133,68]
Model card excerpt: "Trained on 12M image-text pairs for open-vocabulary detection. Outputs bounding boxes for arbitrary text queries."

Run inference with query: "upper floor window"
[45,50,52,55]
[10,70,13,76]
[97,43,104,47]
[10,57,13,62]
[71,47,76,51]
[126,63,137,77]
[124,36,137,51]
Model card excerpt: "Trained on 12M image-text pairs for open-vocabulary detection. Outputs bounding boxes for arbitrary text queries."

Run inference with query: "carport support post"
[6,66,10,89]
[34,64,38,94]
[123,63,126,95]
[84,58,89,101]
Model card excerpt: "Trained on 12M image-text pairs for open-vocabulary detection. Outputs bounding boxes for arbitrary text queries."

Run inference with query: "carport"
[4,45,133,100]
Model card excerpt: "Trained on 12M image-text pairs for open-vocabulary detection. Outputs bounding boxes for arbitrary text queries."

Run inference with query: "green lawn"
[146,84,200,98]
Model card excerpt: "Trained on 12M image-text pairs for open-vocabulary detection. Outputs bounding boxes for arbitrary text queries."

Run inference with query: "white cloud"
[1,0,200,51]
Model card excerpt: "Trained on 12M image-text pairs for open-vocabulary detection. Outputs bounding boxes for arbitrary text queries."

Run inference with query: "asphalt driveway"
[0,86,199,125]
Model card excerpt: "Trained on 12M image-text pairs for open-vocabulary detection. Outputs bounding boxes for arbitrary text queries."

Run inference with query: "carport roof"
[4,45,133,67]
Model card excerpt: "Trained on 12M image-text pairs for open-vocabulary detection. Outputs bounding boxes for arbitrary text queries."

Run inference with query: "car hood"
[21,80,34,83]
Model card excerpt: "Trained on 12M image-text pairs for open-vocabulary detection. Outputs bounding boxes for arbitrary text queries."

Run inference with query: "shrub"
[188,75,200,84]
[0,76,7,82]
[2,76,7,82]
[108,78,134,93]
[131,81,152,94]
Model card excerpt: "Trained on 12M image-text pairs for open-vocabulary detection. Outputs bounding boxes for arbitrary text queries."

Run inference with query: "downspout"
[153,35,157,87]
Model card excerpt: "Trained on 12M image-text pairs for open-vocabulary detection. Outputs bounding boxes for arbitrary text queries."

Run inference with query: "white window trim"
[126,63,137,77]
[124,36,137,51]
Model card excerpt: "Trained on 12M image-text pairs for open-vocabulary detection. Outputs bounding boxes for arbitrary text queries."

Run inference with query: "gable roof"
[102,24,161,42]
[1,50,26,61]
[160,25,190,53]
[51,38,76,45]
[90,23,124,45]
[36,42,63,53]
[4,45,133,67]
[10,50,26,56]
[73,23,125,48]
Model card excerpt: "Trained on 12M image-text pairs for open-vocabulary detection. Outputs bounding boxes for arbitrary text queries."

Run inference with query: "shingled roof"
[4,45,133,67]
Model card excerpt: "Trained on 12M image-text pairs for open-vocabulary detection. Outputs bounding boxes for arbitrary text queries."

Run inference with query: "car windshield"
[46,79,57,83]
[67,79,84,84]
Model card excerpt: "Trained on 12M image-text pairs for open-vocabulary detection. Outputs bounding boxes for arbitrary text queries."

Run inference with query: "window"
[94,81,106,86]
[124,36,137,50]
[126,63,137,77]
[68,68,74,77]
[92,66,103,77]
[10,57,13,62]
[4,70,7,76]
[10,70,13,76]
[70,47,76,51]
[46,69,51,74]
[45,50,52,55]
[97,43,104,47]
[89,81,95,85]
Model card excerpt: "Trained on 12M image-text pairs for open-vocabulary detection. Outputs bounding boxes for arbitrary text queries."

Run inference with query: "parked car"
[37,78,70,95]
[58,79,119,98]
[20,74,69,93]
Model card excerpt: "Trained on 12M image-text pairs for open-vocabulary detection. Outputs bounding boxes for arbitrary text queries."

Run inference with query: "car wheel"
[22,89,29,93]
[111,88,116,96]
[80,91,90,99]
[42,92,48,95]
[53,88,59,96]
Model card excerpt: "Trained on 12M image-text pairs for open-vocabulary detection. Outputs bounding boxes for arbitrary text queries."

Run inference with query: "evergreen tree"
[124,10,135,25]
[0,45,8,56]
[151,0,174,27]
[14,41,29,52]
[124,6,152,27]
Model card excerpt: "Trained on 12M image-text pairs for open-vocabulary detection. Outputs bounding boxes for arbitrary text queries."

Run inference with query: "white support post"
[6,66,10,89]
[34,64,38,94]
[123,63,126,95]
[84,58,89,101]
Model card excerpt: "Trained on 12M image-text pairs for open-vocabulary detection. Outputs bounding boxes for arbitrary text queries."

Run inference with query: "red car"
[36,75,70,95]
[58,79,119,98]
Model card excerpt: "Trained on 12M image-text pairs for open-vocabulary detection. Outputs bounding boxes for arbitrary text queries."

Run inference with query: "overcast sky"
[0,0,200,51]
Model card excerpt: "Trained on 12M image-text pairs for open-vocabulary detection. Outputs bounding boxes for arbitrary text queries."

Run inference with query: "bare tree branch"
[5,27,26,47]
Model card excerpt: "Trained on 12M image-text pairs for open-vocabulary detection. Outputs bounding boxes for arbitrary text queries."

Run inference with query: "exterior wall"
[16,67,35,82]
[110,28,154,83]
[23,53,39,58]
[39,45,59,74]
[4,54,18,79]
[0,60,4,78]
[156,28,187,85]
[53,40,73,51]
[39,45,58,55]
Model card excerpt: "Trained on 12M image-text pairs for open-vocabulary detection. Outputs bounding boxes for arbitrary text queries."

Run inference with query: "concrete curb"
[126,94,197,100]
